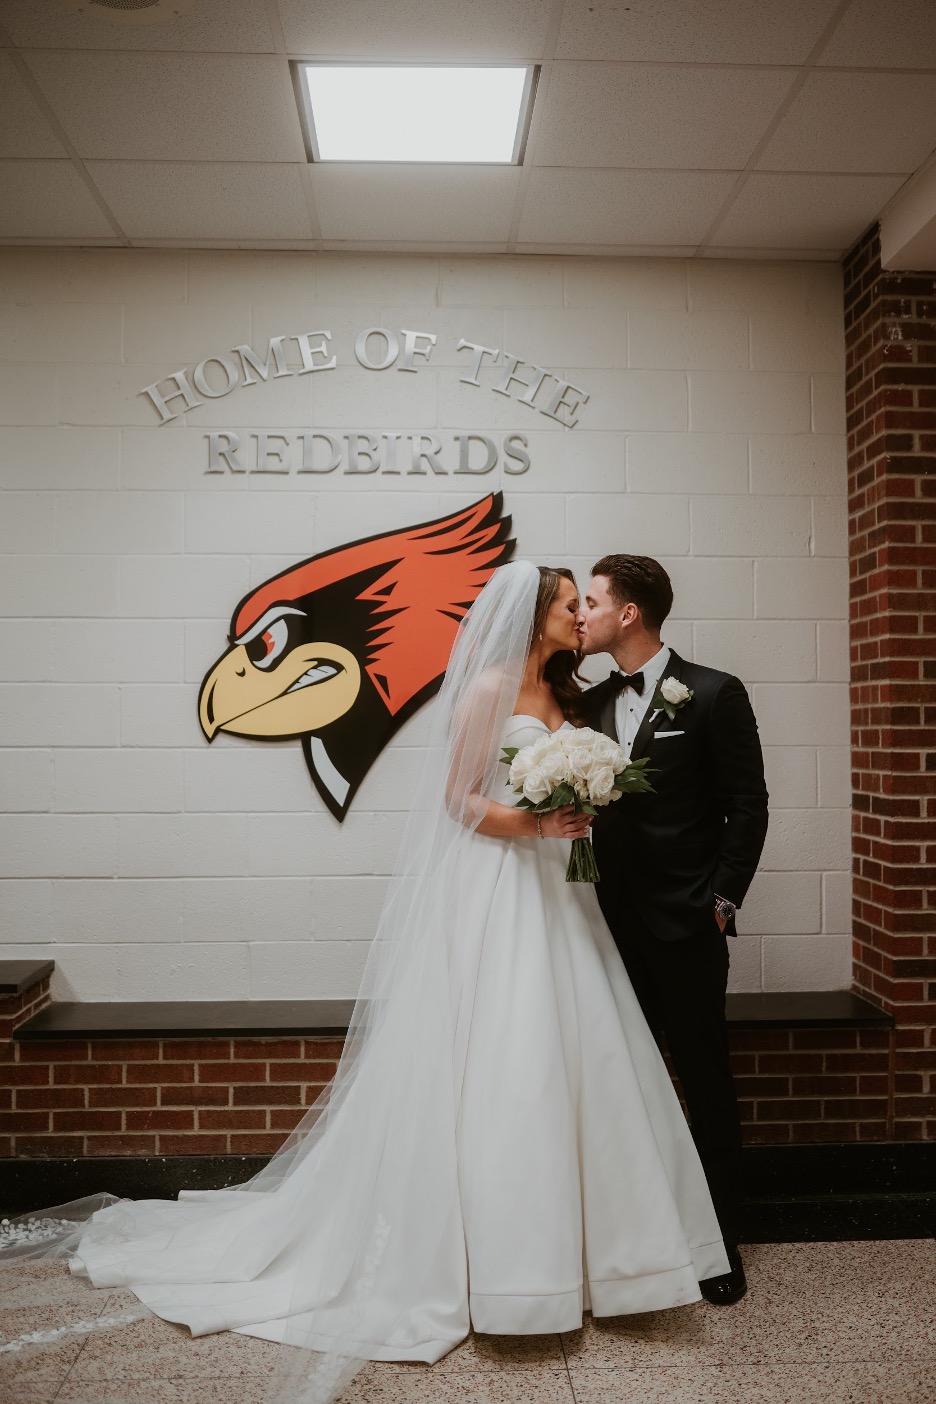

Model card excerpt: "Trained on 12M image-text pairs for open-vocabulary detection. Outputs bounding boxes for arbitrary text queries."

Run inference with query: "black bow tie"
[610,670,644,696]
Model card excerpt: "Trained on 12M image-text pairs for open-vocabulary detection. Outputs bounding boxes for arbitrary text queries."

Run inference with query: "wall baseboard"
[2,1144,933,1242]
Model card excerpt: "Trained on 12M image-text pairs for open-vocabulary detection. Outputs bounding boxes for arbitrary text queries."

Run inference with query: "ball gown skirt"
[67,717,729,1365]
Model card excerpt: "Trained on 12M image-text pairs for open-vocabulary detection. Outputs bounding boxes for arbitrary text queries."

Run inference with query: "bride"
[2,560,728,1403]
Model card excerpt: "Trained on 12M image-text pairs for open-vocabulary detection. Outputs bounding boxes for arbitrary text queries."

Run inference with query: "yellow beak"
[198,642,362,740]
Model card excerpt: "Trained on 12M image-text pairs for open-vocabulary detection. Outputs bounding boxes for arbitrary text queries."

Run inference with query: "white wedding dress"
[62,714,727,1364]
[4,564,728,1403]
[448,715,728,1331]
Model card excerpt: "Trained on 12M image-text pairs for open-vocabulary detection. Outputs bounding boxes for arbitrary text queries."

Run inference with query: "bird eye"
[245,616,290,670]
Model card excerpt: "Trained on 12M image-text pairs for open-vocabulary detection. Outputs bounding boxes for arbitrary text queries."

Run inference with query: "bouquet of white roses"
[500,727,655,883]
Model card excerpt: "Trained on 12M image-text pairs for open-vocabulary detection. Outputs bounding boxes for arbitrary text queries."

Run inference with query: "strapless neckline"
[506,715,573,730]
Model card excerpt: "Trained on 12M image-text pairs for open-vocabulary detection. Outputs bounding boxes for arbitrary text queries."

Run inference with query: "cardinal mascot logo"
[198,492,514,821]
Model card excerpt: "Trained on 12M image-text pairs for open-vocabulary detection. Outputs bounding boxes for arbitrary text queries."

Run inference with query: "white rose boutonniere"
[650,675,693,721]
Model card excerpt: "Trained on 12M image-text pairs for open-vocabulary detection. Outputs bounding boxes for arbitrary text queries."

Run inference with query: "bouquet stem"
[566,835,600,884]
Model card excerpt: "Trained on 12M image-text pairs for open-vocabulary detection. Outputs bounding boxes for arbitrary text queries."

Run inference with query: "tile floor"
[3,1241,934,1404]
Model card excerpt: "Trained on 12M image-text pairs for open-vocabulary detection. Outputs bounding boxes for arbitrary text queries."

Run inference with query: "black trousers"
[603,906,743,1248]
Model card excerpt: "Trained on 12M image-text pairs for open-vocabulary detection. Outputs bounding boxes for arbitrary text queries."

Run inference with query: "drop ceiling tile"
[820,0,936,68]
[276,0,550,59]
[85,162,313,241]
[758,71,936,174]
[714,172,906,250]
[556,0,842,64]
[24,52,300,162]
[0,54,66,158]
[518,169,737,245]
[0,0,275,52]
[0,160,115,240]
[310,165,519,243]
[534,62,795,169]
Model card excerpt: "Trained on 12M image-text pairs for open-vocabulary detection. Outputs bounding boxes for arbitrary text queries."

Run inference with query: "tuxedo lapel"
[629,649,688,762]
[599,687,618,742]
[629,701,662,761]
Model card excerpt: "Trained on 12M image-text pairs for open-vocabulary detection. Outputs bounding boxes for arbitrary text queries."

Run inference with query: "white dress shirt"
[614,644,671,759]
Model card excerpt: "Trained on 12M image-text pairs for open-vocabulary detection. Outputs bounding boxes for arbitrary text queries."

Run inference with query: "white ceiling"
[1,0,935,260]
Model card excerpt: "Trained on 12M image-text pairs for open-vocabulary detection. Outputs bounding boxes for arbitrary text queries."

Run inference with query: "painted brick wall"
[2,1027,891,1158]
[0,249,850,1001]
[0,1034,341,1159]
[844,227,936,1142]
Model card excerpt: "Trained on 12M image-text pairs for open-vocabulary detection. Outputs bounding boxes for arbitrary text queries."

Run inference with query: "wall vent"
[60,0,198,24]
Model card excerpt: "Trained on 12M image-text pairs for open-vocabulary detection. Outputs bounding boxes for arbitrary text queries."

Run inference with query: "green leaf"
[612,756,657,795]
[549,782,575,808]
[499,747,519,765]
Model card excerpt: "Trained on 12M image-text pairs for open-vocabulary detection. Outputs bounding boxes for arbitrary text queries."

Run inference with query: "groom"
[578,554,768,1306]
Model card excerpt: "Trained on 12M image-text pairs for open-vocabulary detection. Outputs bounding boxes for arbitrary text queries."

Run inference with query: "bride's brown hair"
[533,566,585,724]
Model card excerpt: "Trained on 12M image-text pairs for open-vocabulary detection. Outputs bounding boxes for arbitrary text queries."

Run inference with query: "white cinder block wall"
[0,249,850,1001]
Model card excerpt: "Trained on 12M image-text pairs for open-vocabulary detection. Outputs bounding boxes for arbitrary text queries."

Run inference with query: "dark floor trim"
[1,1144,932,1241]
[744,1141,936,1196]
[739,1194,934,1243]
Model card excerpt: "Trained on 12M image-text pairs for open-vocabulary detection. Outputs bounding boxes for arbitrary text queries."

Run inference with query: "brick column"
[0,976,51,1158]
[843,225,936,1141]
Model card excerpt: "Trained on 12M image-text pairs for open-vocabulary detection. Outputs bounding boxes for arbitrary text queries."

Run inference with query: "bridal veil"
[1,560,543,1404]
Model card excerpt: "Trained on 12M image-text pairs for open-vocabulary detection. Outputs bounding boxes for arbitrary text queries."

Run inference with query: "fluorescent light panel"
[298,64,534,163]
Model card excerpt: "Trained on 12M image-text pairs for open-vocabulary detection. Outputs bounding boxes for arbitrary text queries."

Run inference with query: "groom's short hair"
[592,555,673,632]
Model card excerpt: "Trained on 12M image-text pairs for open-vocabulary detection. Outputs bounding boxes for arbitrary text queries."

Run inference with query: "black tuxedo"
[584,651,769,942]
[582,650,769,1244]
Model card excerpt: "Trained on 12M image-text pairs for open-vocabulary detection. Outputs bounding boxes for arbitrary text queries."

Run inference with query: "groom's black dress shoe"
[700,1245,747,1305]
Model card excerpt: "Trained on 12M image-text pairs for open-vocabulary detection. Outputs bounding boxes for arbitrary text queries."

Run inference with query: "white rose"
[590,734,620,764]
[660,676,691,706]
[570,727,596,745]
[538,750,570,790]
[530,731,566,760]
[567,747,595,782]
[509,748,536,787]
[522,766,552,804]
[587,765,617,805]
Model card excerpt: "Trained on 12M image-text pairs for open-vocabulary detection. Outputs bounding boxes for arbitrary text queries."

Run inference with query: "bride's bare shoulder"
[462,666,513,704]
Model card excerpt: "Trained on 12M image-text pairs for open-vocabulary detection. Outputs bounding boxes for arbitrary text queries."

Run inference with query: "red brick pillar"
[843,225,936,1141]
[0,975,51,1158]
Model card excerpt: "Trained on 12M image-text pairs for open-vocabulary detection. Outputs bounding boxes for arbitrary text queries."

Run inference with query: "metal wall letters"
[137,328,591,476]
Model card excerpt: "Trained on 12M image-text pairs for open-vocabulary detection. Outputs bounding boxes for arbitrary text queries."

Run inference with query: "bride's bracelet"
[536,814,544,839]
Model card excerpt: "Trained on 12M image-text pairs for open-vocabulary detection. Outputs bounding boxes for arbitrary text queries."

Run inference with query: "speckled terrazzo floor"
[3,1241,934,1404]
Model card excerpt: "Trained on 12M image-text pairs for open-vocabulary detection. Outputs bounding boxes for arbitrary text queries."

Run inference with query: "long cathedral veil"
[1,560,543,1404]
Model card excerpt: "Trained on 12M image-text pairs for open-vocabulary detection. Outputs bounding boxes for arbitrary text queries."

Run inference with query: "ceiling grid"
[694,0,854,254]
[0,0,933,259]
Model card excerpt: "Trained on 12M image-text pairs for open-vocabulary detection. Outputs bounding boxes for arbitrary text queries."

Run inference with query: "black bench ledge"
[14,990,891,1042]
[0,960,55,996]
[17,999,357,1040]
[726,990,892,1029]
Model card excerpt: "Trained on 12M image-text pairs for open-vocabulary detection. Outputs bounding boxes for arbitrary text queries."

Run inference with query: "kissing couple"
[3,555,769,1404]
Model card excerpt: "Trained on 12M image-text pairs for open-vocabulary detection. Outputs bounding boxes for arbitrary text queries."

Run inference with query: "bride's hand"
[540,805,592,839]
